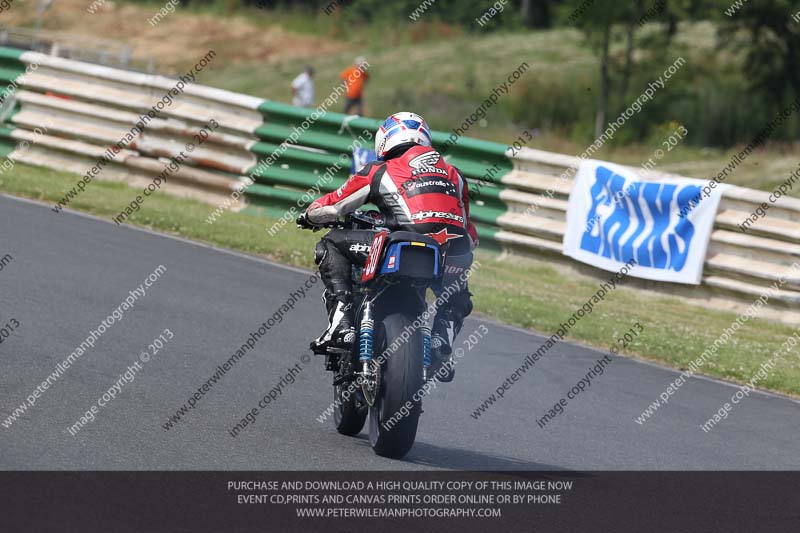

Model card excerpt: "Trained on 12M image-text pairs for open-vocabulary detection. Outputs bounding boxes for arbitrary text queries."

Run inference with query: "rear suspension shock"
[359,301,374,363]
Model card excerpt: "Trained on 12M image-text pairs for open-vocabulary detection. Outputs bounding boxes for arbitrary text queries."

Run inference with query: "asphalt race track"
[1,193,798,471]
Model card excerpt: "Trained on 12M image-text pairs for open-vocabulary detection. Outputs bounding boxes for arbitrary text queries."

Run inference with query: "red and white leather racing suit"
[307,144,478,254]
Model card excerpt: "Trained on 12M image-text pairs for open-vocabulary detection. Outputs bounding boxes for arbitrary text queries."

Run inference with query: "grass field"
[2,161,798,397]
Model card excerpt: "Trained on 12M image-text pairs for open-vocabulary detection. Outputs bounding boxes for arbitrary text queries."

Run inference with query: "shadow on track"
[350,436,568,470]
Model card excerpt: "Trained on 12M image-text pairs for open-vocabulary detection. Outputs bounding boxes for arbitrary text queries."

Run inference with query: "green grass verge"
[2,161,798,397]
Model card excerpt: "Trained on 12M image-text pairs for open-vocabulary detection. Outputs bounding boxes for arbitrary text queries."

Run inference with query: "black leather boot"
[311,291,355,351]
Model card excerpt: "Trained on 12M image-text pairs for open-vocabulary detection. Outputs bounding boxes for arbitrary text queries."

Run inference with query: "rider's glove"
[296,211,315,230]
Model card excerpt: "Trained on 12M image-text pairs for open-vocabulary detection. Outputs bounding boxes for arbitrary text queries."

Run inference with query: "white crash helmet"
[374,111,432,160]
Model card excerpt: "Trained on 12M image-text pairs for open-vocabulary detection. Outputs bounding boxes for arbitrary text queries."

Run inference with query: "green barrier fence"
[0,47,25,119]
[0,126,16,158]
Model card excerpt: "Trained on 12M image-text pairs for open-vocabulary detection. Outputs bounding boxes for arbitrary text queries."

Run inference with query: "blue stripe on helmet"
[381,117,400,130]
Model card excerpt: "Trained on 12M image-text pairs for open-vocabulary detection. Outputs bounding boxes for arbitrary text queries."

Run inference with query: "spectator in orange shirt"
[340,56,369,116]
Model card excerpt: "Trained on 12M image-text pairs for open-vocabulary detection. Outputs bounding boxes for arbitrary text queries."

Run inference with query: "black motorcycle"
[300,210,445,459]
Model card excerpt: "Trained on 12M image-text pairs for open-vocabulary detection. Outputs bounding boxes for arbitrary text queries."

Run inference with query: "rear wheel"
[369,313,424,459]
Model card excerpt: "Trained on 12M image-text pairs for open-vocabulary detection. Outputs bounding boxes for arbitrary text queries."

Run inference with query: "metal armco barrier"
[1,47,797,324]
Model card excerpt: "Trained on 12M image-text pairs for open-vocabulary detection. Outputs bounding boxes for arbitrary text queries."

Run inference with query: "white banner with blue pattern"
[563,160,726,284]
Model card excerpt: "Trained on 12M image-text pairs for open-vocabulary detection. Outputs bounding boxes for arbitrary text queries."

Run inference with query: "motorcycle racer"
[297,112,477,371]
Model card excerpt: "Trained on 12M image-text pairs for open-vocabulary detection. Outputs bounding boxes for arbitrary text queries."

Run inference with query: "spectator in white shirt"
[291,66,315,108]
